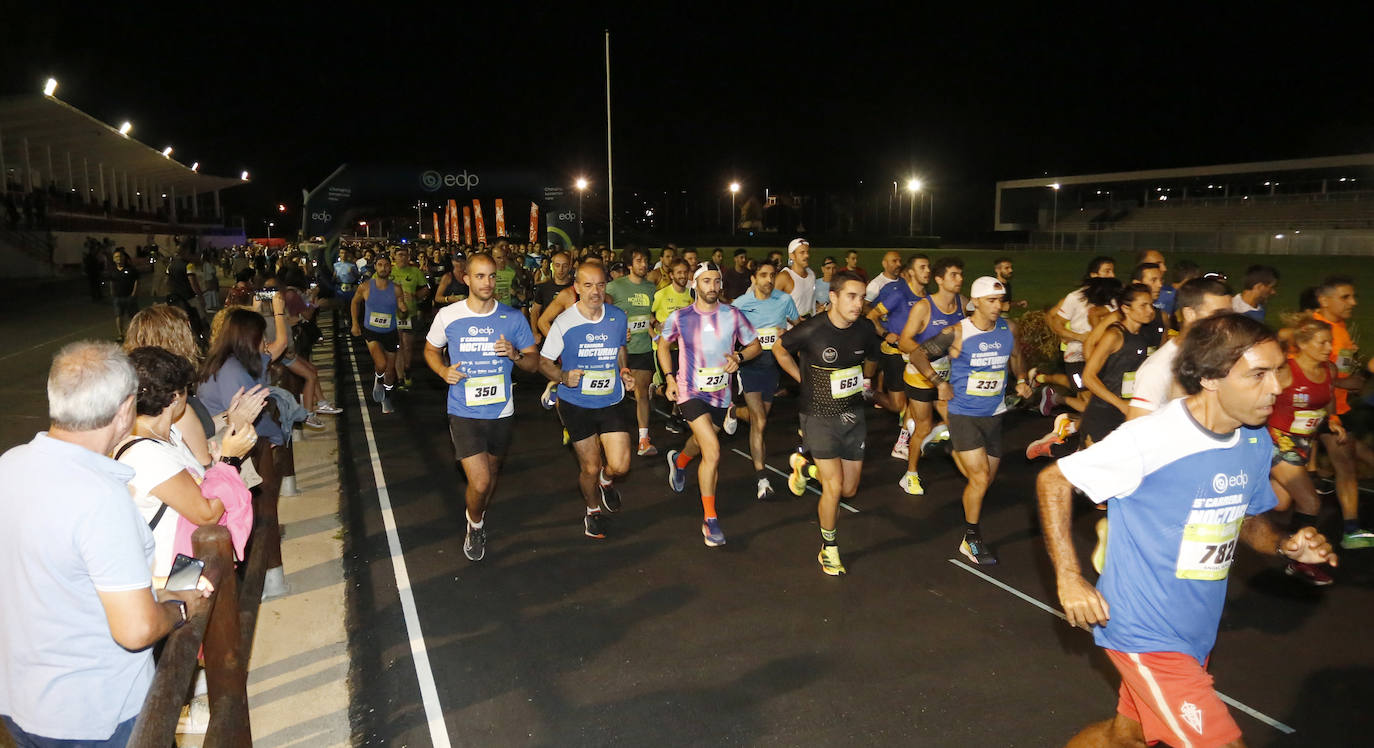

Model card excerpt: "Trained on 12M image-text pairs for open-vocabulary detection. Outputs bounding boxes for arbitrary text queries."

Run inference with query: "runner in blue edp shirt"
[539,264,637,540]
[424,253,539,563]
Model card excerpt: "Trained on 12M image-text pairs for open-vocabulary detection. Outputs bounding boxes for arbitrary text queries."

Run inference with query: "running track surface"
[333,331,1374,747]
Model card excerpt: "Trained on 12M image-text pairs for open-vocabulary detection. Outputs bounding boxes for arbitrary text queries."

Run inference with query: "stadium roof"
[0,93,246,195]
[999,153,1374,190]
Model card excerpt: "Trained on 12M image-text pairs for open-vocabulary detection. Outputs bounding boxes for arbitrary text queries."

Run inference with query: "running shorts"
[362,328,400,352]
[737,357,780,402]
[1268,427,1313,466]
[625,351,655,372]
[799,411,866,461]
[947,412,1004,458]
[449,414,514,460]
[1105,650,1241,748]
[881,351,907,393]
[905,384,938,403]
[680,397,728,429]
[558,400,631,443]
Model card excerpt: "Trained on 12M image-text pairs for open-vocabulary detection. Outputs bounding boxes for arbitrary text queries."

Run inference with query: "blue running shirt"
[425,300,535,419]
[948,317,1014,417]
[540,304,629,408]
[731,288,799,354]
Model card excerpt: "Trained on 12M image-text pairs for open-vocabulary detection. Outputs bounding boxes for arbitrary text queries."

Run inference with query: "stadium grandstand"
[996,153,1374,255]
[0,87,248,277]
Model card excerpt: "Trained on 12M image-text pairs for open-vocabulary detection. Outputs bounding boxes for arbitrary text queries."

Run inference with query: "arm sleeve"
[510,314,536,350]
[1128,350,1171,412]
[783,296,799,323]
[540,315,566,360]
[1057,291,1082,321]
[659,310,681,344]
[425,308,450,348]
[780,318,810,355]
[734,308,757,345]
[1056,425,1146,504]
[81,486,155,592]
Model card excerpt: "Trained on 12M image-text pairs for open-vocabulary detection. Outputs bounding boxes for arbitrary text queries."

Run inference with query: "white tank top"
[783,266,816,317]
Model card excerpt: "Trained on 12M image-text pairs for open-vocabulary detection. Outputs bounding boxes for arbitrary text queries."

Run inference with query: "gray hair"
[47,341,138,431]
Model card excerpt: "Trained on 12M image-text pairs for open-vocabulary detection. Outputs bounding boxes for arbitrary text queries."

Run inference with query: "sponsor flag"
[529,202,539,244]
[494,198,507,238]
[472,199,487,245]
[432,211,440,244]
[463,206,473,245]
[446,200,458,244]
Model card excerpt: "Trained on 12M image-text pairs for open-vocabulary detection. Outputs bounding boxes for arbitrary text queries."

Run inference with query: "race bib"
[628,315,652,334]
[966,370,1005,396]
[932,357,952,379]
[396,317,413,331]
[1121,371,1136,398]
[1175,519,1241,581]
[580,369,616,396]
[695,367,728,392]
[368,311,393,328]
[1290,409,1324,435]
[463,375,506,407]
[756,327,780,351]
[1336,349,1357,376]
[830,366,863,398]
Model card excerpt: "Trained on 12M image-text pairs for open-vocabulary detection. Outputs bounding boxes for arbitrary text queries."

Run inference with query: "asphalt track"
[333,326,1374,747]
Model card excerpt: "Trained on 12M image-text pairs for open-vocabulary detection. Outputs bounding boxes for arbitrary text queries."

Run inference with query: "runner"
[389,248,426,389]
[944,276,1033,565]
[539,263,635,539]
[433,255,469,305]
[721,248,752,302]
[109,248,140,342]
[865,253,931,459]
[1232,264,1279,322]
[333,248,360,328]
[491,241,518,307]
[1126,276,1233,421]
[1312,275,1374,549]
[729,259,801,499]
[1040,257,1118,415]
[423,252,539,562]
[651,259,694,434]
[606,248,660,456]
[659,262,762,547]
[530,251,572,343]
[350,256,408,415]
[993,257,1028,311]
[1077,283,1155,447]
[894,256,966,495]
[1038,313,1336,748]
[864,250,903,304]
[774,238,817,321]
[770,270,882,574]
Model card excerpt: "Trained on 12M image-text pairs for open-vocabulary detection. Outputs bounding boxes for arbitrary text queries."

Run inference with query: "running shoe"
[1285,561,1334,586]
[891,426,911,459]
[1025,431,1062,461]
[1038,386,1061,417]
[666,450,687,493]
[1052,412,1079,440]
[959,535,999,566]
[1315,478,1336,496]
[637,437,658,457]
[371,380,385,403]
[787,452,810,496]
[664,416,685,435]
[919,423,949,454]
[702,517,727,547]
[464,524,486,561]
[599,483,622,513]
[315,401,343,415]
[381,393,395,415]
[584,512,608,539]
[723,405,738,435]
[395,378,412,391]
[757,476,775,501]
[562,428,570,446]
[1091,517,1108,574]
[818,545,847,576]
[303,413,326,430]
[540,381,559,410]
[898,471,924,496]
[1340,529,1374,550]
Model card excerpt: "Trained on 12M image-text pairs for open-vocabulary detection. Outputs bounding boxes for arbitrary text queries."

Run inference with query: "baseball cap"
[970,276,1007,298]
[693,261,722,281]
[787,238,810,254]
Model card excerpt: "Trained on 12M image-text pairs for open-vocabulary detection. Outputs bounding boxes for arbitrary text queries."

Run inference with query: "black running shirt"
[780,313,882,417]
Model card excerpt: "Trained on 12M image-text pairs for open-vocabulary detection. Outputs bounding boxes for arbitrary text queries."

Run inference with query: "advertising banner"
[447,200,458,243]
[463,206,473,245]
[494,198,507,238]
[433,211,440,244]
[528,202,539,244]
[472,199,488,245]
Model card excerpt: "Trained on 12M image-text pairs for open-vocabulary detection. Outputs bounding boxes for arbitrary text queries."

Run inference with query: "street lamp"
[575,178,589,246]
[119,122,132,136]
[1049,183,1061,250]
[267,221,275,240]
[729,181,741,236]
[43,78,58,97]
[359,220,369,238]
[906,179,921,236]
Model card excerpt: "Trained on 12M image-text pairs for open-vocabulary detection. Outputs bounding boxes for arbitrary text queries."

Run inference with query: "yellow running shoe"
[898,471,924,496]
[818,546,847,576]
[788,452,810,496]
[1091,517,1108,574]
[562,428,570,446]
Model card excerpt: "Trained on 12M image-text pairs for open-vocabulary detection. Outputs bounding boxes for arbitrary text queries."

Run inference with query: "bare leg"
[571,435,605,510]
[1320,433,1360,522]
[1065,713,1149,748]
[460,453,502,524]
[742,392,770,472]
[686,414,720,498]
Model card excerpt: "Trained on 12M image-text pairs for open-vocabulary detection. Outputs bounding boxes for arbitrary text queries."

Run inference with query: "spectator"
[199,307,290,449]
[0,341,209,745]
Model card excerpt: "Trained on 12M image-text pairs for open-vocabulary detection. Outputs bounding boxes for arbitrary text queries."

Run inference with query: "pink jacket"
[173,462,254,561]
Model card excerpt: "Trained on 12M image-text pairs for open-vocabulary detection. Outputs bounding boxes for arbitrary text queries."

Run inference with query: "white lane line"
[651,406,857,512]
[346,342,452,747]
[946,558,1297,735]
[0,321,107,363]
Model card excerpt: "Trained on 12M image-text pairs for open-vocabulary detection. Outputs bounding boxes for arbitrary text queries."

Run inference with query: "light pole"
[729,181,740,235]
[1050,183,1061,250]
[359,220,369,239]
[575,177,589,247]
[266,221,274,240]
[906,179,921,236]
[414,200,426,239]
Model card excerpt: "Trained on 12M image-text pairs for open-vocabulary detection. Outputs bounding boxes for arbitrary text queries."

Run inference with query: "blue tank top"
[363,278,399,332]
[949,317,1014,417]
[916,294,965,344]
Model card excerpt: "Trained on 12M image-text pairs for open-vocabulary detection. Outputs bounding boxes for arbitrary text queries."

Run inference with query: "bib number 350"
[464,375,507,407]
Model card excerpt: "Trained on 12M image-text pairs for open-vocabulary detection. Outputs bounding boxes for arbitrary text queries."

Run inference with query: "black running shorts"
[680,397,728,429]
[363,328,400,352]
[558,400,631,443]
[449,414,514,460]
[625,351,655,372]
[799,410,866,461]
[947,412,1004,458]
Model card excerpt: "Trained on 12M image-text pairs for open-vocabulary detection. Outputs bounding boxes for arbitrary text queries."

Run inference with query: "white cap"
[693,261,721,281]
[787,238,810,254]
[969,276,1006,299]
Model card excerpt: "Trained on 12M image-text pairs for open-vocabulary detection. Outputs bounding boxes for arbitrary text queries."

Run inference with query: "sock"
[1291,512,1319,533]
[756,469,768,482]
[374,372,384,381]
[599,469,613,487]
[384,383,394,391]
[821,527,838,547]
[1344,518,1360,536]
[586,506,600,516]
[639,428,649,440]
[467,515,484,529]
[675,452,694,469]
[701,494,717,520]
[965,522,980,538]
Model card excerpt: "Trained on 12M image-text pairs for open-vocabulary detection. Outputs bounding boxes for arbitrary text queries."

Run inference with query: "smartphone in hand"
[164,553,205,592]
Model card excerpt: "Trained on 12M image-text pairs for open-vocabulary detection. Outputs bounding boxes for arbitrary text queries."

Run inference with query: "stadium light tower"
[119,122,132,137]
[575,177,589,245]
[359,220,369,238]
[906,179,921,236]
[729,181,741,235]
[43,78,58,97]
[1050,183,1061,250]
[190,162,199,172]
[161,146,173,158]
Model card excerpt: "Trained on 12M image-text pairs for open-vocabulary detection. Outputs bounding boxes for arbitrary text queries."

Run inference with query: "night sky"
[3,5,1369,237]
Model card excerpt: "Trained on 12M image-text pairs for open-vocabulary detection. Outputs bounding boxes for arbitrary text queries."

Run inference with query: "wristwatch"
[220,455,243,469]
[170,599,189,630]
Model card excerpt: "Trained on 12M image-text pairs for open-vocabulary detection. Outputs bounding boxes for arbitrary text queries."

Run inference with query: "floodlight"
[729,182,741,193]
[161,146,173,158]
[119,122,132,136]
[575,177,589,190]
[43,78,57,97]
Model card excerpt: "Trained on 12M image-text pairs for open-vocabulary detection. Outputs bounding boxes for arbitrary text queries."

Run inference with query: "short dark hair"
[993,256,1013,266]
[1131,262,1161,282]
[1082,256,1115,283]
[1173,314,1277,395]
[1135,248,1165,264]
[830,270,865,294]
[734,248,748,257]
[1170,260,1201,285]
[931,256,964,279]
[906,253,930,271]
[752,258,778,276]
[129,345,195,416]
[1176,277,1232,313]
[1117,282,1154,308]
[1083,277,1124,307]
[1241,264,1279,291]
[1316,275,1353,299]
